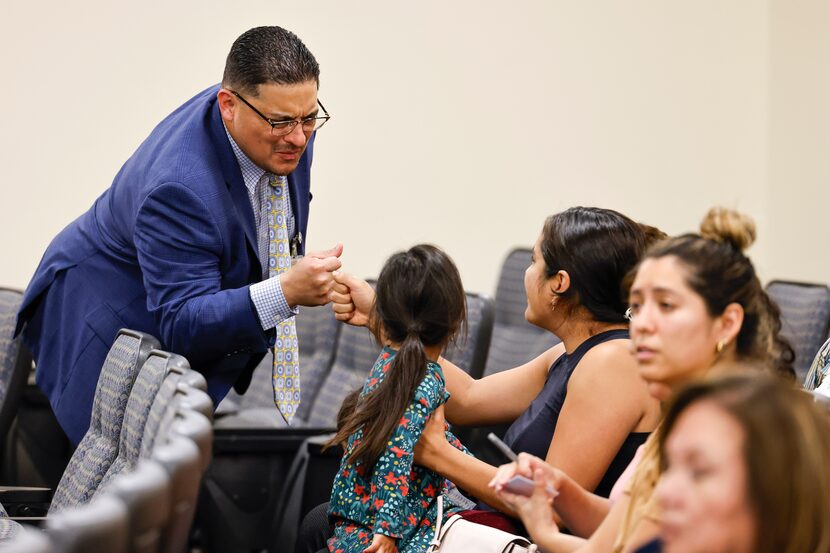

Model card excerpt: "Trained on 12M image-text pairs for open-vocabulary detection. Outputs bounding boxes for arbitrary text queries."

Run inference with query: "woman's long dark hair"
[329,244,467,471]
[539,207,652,323]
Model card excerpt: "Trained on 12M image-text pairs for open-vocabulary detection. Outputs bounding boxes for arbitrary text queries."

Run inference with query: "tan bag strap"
[428,496,445,551]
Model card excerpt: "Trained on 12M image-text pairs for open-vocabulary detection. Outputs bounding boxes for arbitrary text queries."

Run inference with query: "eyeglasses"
[230,90,330,136]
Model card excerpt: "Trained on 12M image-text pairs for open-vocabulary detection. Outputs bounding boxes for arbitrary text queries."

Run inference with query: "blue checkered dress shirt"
[224,125,298,330]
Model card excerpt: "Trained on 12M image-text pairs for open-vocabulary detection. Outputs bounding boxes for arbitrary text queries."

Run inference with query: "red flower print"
[390,446,407,458]
[384,472,398,485]
[408,514,418,526]
[373,498,385,509]
[424,484,437,497]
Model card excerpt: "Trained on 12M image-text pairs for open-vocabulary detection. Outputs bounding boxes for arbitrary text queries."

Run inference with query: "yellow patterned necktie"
[268,175,300,423]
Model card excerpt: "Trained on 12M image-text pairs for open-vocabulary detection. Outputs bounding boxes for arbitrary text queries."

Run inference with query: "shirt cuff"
[249,276,299,330]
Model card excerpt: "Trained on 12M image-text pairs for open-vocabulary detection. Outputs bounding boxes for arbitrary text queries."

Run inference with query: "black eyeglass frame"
[230,90,330,136]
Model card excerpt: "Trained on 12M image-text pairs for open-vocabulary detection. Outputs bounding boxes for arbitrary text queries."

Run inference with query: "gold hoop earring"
[716,339,725,354]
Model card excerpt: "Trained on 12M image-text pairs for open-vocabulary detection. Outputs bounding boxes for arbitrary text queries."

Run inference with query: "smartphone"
[503,475,535,496]
[488,433,559,498]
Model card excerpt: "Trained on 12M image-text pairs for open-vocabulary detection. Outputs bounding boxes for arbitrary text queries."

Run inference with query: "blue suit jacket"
[16,85,314,444]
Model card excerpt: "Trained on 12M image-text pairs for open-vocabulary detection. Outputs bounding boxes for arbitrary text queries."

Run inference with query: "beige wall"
[0,1,824,296]
[767,0,830,284]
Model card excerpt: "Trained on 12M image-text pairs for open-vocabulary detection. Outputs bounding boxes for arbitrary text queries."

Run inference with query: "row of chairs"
[0,328,214,552]
[765,280,830,383]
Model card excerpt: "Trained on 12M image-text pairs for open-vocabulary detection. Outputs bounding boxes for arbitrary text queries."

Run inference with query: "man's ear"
[217,89,237,123]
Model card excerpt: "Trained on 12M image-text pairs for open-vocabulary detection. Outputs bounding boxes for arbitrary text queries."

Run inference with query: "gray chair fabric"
[46,493,129,553]
[805,336,830,392]
[767,280,830,382]
[49,330,160,513]
[98,351,173,490]
[295,305,341,420]
[215,304,341,428]
[140,358,208,459]
[156,399,213,473]
[443,292,495,379]
[0,289,31,450]
[0,525,52,552]
[483,248,560,377]
[0,502,22,542]
[306,324,381,428]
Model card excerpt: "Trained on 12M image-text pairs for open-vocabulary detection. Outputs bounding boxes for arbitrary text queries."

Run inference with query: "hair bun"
[699,207,756,252]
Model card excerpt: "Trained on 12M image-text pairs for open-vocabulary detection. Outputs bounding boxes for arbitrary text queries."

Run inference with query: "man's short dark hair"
[222,26,320,95]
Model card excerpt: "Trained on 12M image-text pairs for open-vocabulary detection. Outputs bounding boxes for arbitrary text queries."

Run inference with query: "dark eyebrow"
[268,108,320,121]
[628,285,680,299]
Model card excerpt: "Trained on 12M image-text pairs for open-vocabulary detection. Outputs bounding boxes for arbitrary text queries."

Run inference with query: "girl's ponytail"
[327,245,466,471]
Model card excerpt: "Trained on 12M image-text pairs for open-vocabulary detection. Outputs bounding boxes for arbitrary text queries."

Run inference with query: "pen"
[487,432,518,462]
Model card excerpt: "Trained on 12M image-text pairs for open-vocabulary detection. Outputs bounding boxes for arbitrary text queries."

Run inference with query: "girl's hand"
[496,468,559,536]
[414,404,450,470]
[330,272,375,327]
[363,533,397,553]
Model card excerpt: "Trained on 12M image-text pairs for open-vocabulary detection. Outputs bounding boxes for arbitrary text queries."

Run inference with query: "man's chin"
[268,161,301,177]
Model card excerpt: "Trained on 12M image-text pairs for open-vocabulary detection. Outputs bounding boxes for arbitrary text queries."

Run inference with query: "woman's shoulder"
[577,335,637,371]
[568,335,643,393]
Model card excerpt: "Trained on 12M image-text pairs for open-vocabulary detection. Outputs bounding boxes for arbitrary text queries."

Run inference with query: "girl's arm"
[439,343,564,427]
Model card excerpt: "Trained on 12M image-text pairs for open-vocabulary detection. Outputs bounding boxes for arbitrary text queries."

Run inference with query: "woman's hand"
[363,533,397,553]
[489,452,563,492]
[330,272,375,327]
[414,404,451,470]
[496,468,560,537]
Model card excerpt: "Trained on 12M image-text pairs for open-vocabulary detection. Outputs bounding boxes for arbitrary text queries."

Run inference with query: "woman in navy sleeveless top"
[405,208,663,517]
[296,208,664,551]
[501,328,648,498]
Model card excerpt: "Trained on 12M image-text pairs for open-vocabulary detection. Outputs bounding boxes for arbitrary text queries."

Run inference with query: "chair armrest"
[8,516,47,527]
[0,486,52,517]
[213,427,335,454]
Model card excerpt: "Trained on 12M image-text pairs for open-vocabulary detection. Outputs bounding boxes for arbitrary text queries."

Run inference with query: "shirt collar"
[223,123,268,195]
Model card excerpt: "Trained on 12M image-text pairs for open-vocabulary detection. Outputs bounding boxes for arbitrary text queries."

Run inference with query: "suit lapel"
[208,101,262,276]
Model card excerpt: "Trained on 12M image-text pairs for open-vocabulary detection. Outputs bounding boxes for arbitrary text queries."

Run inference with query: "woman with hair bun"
[490,207,794,553]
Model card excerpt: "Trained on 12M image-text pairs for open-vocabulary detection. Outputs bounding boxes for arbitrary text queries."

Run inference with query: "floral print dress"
[327,347,470,553]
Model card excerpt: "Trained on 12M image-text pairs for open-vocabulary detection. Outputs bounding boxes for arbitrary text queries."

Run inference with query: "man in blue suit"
[15,26,342,445]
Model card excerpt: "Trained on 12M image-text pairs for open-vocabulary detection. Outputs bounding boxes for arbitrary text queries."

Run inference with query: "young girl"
[327,244,470,553]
